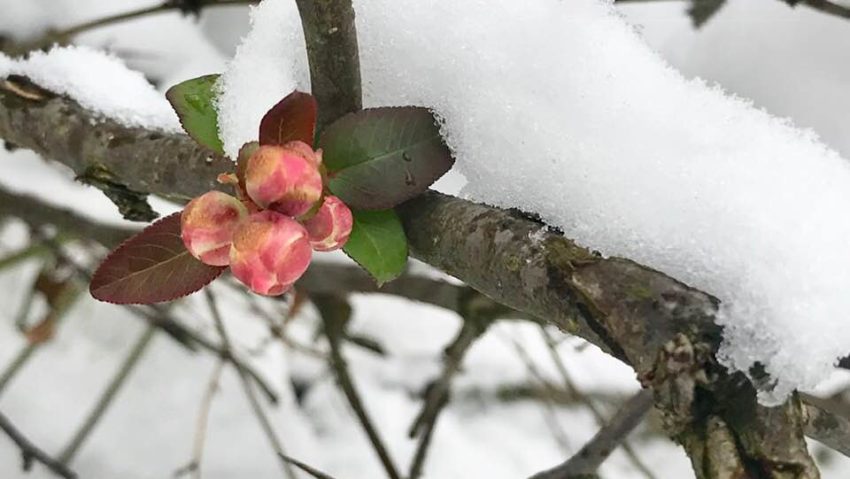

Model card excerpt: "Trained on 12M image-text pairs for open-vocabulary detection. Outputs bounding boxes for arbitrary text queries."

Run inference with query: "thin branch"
[58,323,157,464]
[314,294,402,479]
[539,327,655,479]
[204,290,297,479]
[614,0,850,23]
[8,0,258,55]
[528,390,654,479]
[407,315,490,479]
[279,453,341,479]
[174,359,225,479]
[0,410,77,478]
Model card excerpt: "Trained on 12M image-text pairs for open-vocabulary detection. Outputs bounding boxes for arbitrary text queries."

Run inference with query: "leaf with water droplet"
[319,107,455,210]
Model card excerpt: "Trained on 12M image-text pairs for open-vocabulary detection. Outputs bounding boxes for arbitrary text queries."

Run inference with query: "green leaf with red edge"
[166,74,224,154]
[90,213,225,304]
[342,209,408,285]
[318,107,455,210]
[259,91,318,147]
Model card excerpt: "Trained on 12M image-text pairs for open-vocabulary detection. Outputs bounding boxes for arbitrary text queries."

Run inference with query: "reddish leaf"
[259,91,318,147]
[90,213,225,304]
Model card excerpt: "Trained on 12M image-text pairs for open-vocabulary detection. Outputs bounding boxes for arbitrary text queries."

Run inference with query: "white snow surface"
[217,0,850,404]
[0,46,181,131]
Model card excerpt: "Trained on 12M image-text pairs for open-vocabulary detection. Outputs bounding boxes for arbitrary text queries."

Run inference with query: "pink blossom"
[181,191,248,266]
[244,144,323,217]
[229,210,312,296]
[303,196,354,251]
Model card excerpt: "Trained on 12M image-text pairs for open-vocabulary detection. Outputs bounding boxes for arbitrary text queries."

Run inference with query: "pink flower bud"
[244,144,323,217]
[229,210,312,296]
[303,196,354,252]
[181,191,249,266]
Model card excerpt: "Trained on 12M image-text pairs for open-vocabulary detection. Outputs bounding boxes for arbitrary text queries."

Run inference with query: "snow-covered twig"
[0,410,78,479]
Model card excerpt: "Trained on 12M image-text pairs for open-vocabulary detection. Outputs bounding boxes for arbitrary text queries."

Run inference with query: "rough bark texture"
[0,1,824,474]
[293,0,362,130]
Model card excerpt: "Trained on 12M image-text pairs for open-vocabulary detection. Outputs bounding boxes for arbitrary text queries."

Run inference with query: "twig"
[34,232,281,405]
[314,294,402,479]
[508,335,581,455]
[204,290,297,479]
[0,410,78,478]
[407,315,490,479]
[9,0,258,55]
[614,0,850,23]
[279,453,341,479]
[174,359,226,479]
[58,323,157,464]
[528,389,654,479]
[539,327,656,479]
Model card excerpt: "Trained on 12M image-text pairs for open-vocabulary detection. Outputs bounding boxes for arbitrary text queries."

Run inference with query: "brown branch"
[294,0,363,129]
[58,323,157,464]
[528,390,654,479]
[0,0,824,470]
[204,290,297,479]
[614,0,850,23]
[0,410,77,479]
[6,1,259,56]
[315,293,402,479]
[407,314,491,479]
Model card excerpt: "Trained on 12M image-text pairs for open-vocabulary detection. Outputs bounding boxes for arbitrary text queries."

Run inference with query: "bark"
[0,1,824,474]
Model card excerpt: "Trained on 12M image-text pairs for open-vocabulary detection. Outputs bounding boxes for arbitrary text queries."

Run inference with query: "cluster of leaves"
[90,74,454,304]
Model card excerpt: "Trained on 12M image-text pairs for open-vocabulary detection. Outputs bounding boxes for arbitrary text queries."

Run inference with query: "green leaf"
[342,209,408,285]
[90,213,225,304]
[166,74,224,154]
[259,90,318,147]
[319,107,455,210]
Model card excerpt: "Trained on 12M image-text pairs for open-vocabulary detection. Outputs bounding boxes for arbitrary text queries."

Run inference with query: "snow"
[4,1,850,478]
[0,46,181,131]
[216,0,309,158]
[215,0,850,404]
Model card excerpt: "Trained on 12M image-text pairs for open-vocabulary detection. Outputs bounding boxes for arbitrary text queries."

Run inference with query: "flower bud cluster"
[181,141,353,295]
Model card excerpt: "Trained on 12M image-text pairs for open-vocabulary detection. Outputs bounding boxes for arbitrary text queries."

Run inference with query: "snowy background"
[2,0,850,477]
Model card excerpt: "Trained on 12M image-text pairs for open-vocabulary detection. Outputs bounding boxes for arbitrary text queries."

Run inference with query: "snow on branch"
[0,46,179,131]
[216,0,850,404]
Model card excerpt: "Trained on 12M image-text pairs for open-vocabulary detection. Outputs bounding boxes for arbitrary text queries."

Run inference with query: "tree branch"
[0,0,824,470]
[294,0,363,130]
[529,389,654,479]
[0,410,77,479]
[315,293,402,479]
[6,0,259,56]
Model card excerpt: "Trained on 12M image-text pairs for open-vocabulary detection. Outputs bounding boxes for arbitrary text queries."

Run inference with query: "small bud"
[244,144,323,217]
[181,191,248,266]
[303,196,353,252]
[230,210,312,296]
